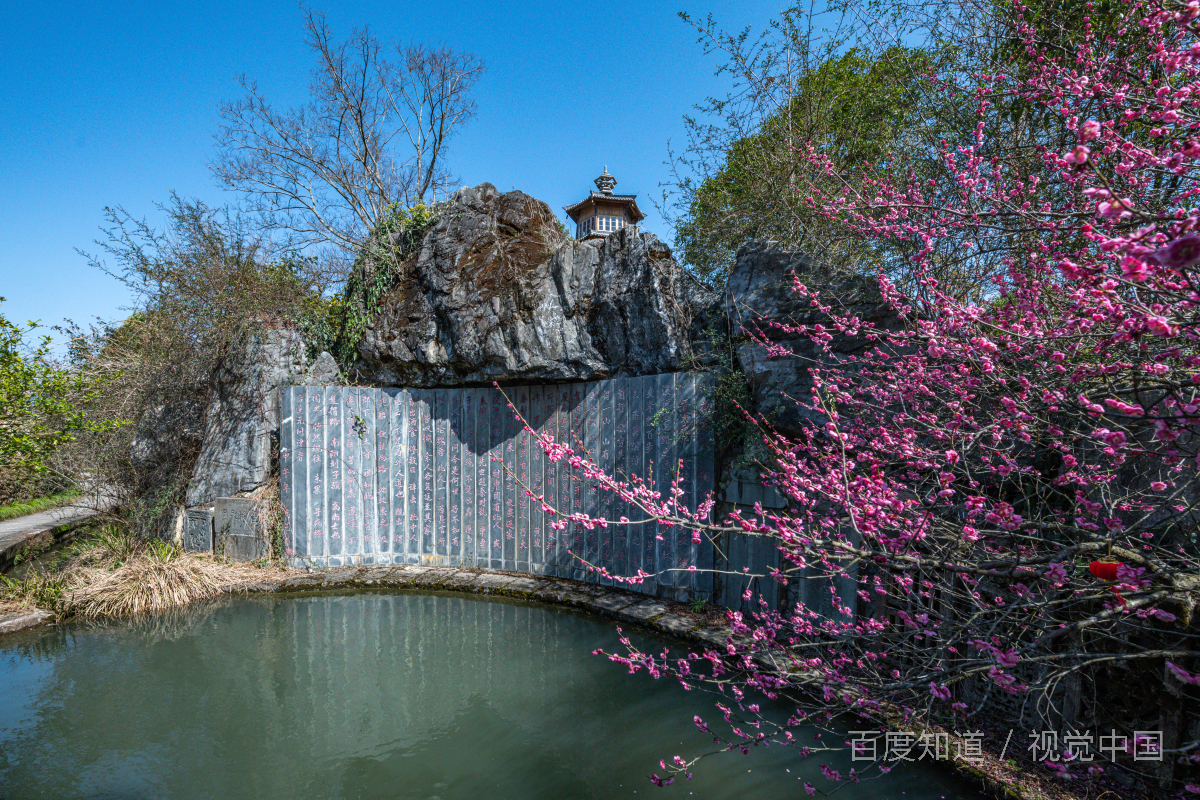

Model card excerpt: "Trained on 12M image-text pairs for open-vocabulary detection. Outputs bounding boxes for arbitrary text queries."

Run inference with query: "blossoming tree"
[507,0,1200,792]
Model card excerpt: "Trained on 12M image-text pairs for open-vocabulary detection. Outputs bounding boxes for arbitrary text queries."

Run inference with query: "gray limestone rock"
[724,240,900,440]
[305,351,341,385]
[0,609,53,635]
[356,183,717,386]
[186,325,309,506]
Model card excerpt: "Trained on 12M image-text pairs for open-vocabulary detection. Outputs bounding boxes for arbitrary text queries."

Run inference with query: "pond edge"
[0,561,1068,800]
[231,563,1051,800]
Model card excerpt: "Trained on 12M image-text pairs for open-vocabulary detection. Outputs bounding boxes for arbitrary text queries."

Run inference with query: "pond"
[0,592,974,799]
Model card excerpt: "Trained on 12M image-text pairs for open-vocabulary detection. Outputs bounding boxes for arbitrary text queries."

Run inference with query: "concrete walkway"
[0,495,115,572]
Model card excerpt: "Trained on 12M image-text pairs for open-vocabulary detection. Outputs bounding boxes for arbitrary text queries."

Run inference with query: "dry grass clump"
[2,524,288,620]
[65,548,224,619]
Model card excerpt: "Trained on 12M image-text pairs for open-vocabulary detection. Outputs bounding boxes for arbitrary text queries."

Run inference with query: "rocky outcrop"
[182,182,714,506]
[725,240,899,439]
[356,183,716,386]
[185,327,341,506]
[306,351,341,386]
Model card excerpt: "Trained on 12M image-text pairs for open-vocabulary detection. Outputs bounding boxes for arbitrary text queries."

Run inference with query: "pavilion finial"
[594,167,616,194]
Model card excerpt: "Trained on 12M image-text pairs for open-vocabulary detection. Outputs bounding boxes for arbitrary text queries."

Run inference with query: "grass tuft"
[1,523,256,619]
[91,525,138,565]
[66,556,223,618]
[0,571,65,611]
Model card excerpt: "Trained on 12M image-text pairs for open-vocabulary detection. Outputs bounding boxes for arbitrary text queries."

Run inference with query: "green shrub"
[0,300,124,477]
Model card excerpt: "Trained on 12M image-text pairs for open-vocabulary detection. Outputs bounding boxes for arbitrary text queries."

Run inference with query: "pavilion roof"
[563,192,646,222]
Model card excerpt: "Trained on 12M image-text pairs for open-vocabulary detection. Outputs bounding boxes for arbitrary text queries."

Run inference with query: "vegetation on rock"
[299,199,445,371]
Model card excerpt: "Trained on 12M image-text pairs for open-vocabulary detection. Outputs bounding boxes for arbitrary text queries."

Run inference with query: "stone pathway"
[0,494,115,573]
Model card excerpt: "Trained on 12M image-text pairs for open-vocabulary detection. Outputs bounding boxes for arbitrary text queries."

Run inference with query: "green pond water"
[0,592,975,799]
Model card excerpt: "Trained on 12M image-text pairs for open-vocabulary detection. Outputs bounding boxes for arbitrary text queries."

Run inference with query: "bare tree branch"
[211,7,484,283]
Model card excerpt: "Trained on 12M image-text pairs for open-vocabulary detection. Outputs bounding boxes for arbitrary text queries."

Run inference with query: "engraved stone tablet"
[183,507,214,554]
[214,497,267,562]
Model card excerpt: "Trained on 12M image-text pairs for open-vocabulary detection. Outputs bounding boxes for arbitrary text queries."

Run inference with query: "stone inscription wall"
[280,375,716,599]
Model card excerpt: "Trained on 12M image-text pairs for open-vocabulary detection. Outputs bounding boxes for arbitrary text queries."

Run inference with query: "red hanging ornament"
[1089,559,1127,608]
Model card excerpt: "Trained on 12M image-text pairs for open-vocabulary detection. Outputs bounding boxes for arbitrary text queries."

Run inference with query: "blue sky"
[1,0,790,346]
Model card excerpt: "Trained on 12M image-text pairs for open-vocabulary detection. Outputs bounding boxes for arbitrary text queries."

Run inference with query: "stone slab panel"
[441,571,483,589]
[568,584,608,598]
[183,507,213,554]
[214,497,267,563]
[653,614,699,636]
[618,600,668,622]
[384,566,428,586]
[689,627,731,649]
[357,567,397,584]
[531,581,580,602]
[554,591,599,607]
[589,593,637,614]
[278,575,326,592]
[751,651,793,672]
[411,568,460,586]
[472,574,515,592]
[322,567,357,584]
[500,577,542,596]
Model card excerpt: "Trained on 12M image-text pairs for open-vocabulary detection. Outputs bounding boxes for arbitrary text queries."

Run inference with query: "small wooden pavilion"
[563,167,646,240]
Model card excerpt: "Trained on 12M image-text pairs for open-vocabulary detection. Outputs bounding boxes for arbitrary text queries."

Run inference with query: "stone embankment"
[0,608,53,634]
[235,563,744,653]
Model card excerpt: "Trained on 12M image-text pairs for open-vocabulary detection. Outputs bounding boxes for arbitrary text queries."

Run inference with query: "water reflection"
[0,593,972,799]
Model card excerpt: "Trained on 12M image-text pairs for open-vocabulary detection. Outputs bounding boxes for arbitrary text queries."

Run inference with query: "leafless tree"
[212,7,484,283]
